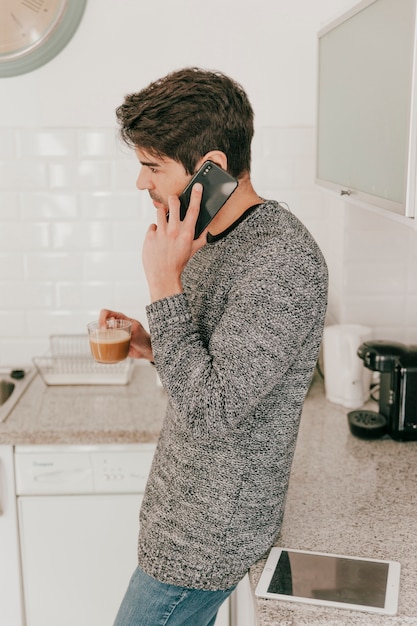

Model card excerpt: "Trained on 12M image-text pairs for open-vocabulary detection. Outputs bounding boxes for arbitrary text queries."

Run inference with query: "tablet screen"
[256,548,401,615]
[268,550,388,607]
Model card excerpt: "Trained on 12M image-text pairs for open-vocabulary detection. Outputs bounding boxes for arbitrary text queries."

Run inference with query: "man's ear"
[197,150,228,171]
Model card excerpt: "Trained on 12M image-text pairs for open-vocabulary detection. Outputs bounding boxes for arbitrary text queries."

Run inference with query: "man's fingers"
[182,183,203,227]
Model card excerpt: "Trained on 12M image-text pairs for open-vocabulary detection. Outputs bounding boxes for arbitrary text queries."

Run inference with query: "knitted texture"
[139,201,328,590]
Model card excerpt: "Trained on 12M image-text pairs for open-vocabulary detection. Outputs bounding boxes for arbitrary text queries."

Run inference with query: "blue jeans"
[113,566,237,626]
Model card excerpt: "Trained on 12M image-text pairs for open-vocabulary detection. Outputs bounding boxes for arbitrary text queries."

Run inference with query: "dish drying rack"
[33,335,134,386]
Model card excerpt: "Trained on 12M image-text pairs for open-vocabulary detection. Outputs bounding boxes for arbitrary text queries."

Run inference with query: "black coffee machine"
[357,340,417,441]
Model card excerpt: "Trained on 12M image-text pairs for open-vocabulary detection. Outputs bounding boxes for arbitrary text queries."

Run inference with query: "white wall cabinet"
[316,0,417,218]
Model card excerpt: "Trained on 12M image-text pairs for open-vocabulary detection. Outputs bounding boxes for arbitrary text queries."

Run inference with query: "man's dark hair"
[115,67,254,178]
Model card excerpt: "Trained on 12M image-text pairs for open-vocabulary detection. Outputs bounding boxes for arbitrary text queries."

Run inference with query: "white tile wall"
[0,125,416,366]
[339,204,417,343]
[0,127,150,365]
[252,127,417,344]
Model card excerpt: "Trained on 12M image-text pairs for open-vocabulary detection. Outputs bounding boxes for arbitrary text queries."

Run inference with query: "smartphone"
[179,160,238,238]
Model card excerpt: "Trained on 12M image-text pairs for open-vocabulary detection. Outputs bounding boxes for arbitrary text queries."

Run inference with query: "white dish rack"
[33,335,134,386]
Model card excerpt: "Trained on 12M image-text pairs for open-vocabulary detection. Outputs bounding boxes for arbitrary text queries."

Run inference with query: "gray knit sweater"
[140,200,328,590]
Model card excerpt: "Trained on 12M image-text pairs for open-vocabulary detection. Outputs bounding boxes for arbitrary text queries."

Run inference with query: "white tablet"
[255,547,401,616]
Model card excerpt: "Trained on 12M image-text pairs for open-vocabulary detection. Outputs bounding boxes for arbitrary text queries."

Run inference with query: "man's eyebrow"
[140,160,161,168]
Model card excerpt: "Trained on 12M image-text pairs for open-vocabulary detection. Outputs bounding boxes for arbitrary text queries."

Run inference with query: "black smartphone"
[179,160,238,238]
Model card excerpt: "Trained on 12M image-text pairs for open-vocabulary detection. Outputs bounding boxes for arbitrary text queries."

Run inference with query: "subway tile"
[406,263,417,294]
[113,221,146,250]
[293,158,315,187]
[0,222,50,251]
[0,338,49,366]
[344,229,410,262]
[405,296,417,332]
[78,161,112,189]
[83,252,141,281]
[17,130,76,157]
[52,221,113,250]
[114,141,134,160]
[251,134,263,162]
[249,165,264,191]
[276,190,327,220]
[0,311,26,338]
[133,297,151,319]
[0,192,19,217]
[0,254,25,280]
[345,262,407,295]
[77,130,119,158]
[409,230,417,261]
[111,158,140,190]
[48,162,78,189]
[79,191,141,219]
[261,127,315,158]
[25,253,83,281]
[342,295,406,327]
[0,128,16,158]
[84,222,114,250]
[0,160,48,190]
[49,161,112,189]
[253,158,295,188]
[365,327,406,343]
[21,192,79,219]
[0,281,55,309]
[27,311,92,337]
[137,198,158,223]
[344,203,402,231]
[56,282,113,309]
[115,279,150,310]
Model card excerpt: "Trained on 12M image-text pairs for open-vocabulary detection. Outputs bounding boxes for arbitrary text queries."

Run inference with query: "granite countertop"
[0,362,166,445]
[250,377,417,625]
[1,366,416,624]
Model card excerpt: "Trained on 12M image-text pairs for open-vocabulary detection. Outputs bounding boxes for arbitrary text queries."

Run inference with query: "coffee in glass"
[87,319,132,364]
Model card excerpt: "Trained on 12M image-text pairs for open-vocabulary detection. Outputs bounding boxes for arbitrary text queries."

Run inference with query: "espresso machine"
[355,340,417,441]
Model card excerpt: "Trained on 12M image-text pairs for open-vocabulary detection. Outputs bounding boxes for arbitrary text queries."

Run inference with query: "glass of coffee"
[87,319,132,364]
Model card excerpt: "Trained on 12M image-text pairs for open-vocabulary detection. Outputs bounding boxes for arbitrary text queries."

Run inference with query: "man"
[102,67,328,626]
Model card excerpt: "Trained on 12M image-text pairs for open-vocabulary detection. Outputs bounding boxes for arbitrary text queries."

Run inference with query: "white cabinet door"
[18,494,142,626]
[18,492,230,626]
[0,445,24,626]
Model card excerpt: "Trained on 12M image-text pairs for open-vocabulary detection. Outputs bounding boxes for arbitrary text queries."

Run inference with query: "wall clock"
[0,0,87,78]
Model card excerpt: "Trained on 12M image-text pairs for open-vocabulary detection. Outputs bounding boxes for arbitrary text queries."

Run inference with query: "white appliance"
[322,324,373,409]
[13,444,230,626]
[0,445,25,626]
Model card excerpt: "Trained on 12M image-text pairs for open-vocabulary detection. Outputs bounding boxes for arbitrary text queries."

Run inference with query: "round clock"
[0,0,87,78]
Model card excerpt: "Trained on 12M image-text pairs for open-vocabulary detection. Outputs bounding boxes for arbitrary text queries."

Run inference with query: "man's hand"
[142,183,207,302]
[98,309,153,361]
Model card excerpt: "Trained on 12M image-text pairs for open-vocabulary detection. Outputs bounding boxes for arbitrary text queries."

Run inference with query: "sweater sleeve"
[146,236,328,440]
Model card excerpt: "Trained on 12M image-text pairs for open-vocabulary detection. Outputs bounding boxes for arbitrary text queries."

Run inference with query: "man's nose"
[136,168,151,191]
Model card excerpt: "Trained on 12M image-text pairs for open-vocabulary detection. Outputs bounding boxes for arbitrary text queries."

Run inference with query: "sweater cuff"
[146,293,192,340]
